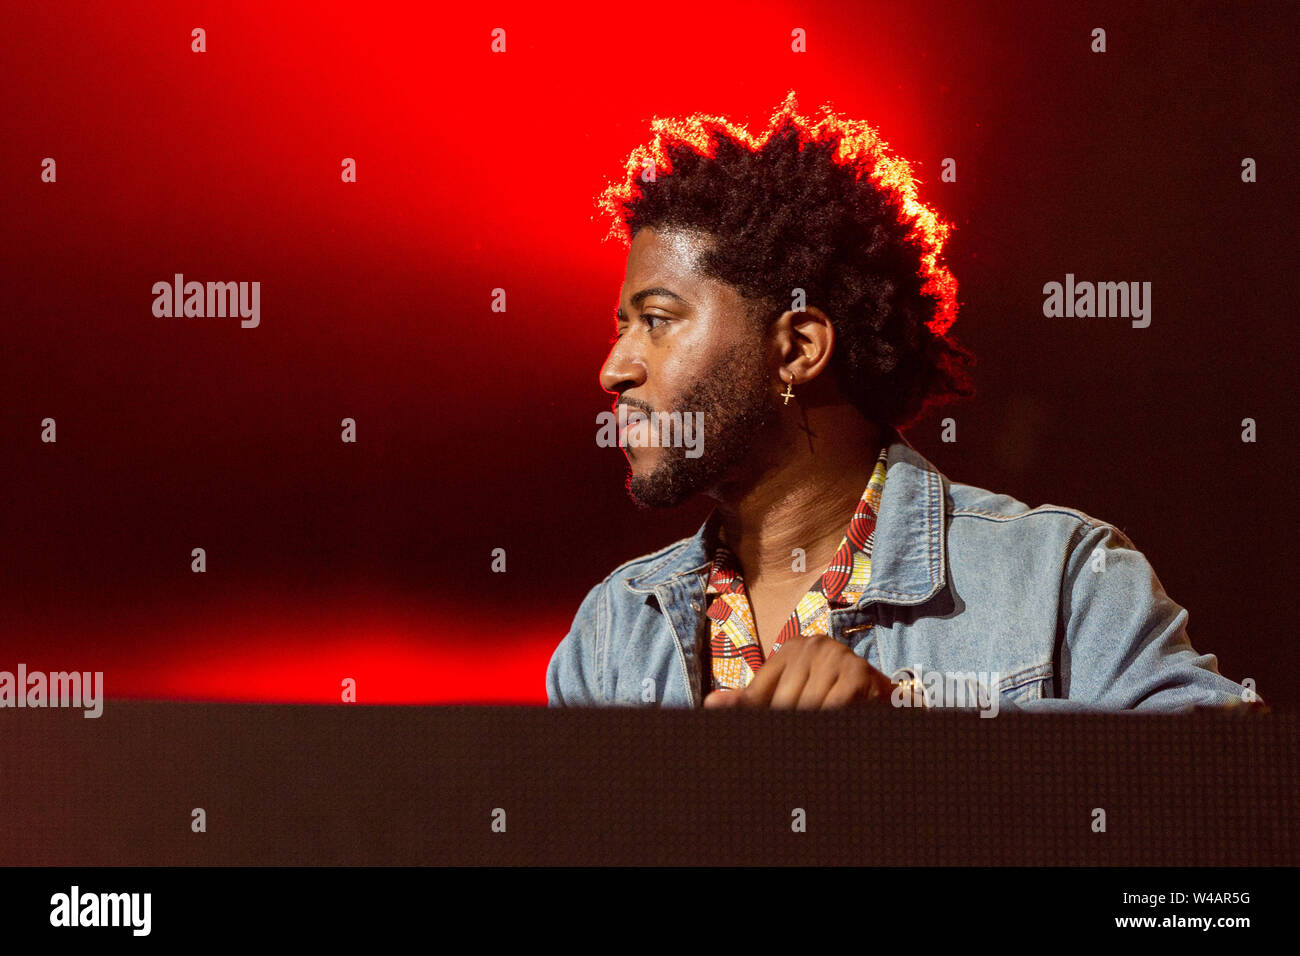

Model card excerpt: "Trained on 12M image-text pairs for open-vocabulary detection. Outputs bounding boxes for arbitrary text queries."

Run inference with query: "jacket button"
[691,601,701,612]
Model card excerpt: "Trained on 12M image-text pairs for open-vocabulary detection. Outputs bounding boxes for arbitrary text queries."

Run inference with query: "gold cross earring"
[780,375,796,405]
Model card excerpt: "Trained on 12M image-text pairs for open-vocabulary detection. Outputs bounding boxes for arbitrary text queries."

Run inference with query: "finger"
[703,688,744,709]
[792,636,856,709]
[864,665,896,702]
[739,642,795,706]
[768,648,814,709]
[822,672,869,709]
[795,660,840,710]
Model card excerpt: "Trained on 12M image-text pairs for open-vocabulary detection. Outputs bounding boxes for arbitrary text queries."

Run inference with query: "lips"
[616,403,653,450]
[622,418,650,449]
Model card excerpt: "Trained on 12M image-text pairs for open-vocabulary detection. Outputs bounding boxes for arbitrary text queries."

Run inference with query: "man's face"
[600,226,779,507]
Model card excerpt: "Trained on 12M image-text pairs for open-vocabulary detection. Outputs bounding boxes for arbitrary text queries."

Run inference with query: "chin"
[625,454,660,479]
[626,470,689,509]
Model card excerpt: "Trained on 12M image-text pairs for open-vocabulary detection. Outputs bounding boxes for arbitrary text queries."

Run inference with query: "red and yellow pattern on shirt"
[704,448,889,692]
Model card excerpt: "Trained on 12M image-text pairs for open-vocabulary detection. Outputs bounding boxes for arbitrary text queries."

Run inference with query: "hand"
[702,634,895,710]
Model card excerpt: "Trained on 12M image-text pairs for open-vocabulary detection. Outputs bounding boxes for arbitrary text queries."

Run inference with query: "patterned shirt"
[704,447,889,691]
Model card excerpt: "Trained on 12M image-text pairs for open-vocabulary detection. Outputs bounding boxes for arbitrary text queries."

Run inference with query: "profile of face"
[600,227,780,508]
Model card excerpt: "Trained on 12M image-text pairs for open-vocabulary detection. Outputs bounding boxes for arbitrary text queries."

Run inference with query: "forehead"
[622,227,718,299]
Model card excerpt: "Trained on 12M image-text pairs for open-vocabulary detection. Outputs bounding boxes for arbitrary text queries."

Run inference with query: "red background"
[1,1,1294,704]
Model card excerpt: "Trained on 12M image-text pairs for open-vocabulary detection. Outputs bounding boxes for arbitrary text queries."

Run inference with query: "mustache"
[614,399,654,417]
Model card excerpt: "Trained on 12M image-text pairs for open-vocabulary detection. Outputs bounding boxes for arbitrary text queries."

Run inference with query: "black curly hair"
[596,91,976,431]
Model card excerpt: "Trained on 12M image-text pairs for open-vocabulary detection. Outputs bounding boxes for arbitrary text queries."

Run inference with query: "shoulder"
[550,532,701,705]
[944,475,1125,541]
[562,530,706,628]
[595,532,703,594]
[937,473,1163,609]
[938,474,1153,580]
[888,437,1127,552]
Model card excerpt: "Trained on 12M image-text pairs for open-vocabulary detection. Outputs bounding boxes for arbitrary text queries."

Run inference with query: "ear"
[770,305,836,386]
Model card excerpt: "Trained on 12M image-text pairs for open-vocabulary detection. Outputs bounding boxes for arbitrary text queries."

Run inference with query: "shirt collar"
[704,445,888,600]
[622,426,949,609]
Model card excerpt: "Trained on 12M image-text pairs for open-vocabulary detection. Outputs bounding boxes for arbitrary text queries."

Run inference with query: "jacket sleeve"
[1002,521,1266,713]
[546,580,606,707]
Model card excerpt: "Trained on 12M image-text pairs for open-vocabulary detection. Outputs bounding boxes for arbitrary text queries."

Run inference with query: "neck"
[713,409,886,590]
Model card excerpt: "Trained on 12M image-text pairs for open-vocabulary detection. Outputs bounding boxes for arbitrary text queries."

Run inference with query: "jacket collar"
[623,427,949,609]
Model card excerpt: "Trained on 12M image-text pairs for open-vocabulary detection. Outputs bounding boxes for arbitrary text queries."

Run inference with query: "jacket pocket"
[997,661,1054,702]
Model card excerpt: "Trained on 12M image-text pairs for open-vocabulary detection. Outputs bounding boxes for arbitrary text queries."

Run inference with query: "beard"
[625,342,778,508]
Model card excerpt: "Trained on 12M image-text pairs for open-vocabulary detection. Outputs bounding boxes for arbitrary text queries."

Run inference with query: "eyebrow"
[615,287,688,321]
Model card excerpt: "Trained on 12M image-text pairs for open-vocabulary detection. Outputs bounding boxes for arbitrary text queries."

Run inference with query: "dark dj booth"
[2,703,1293,866]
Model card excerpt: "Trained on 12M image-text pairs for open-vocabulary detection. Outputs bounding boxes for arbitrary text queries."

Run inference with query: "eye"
[608,313,668,343]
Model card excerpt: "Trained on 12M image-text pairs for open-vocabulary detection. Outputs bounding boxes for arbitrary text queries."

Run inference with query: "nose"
[599,339,646,396]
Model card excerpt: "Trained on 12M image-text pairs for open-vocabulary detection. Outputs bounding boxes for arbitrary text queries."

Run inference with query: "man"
[547,92,1260,713]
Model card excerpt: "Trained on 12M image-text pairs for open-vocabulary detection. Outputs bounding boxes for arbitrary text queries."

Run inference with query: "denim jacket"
[547,432,1259,713]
